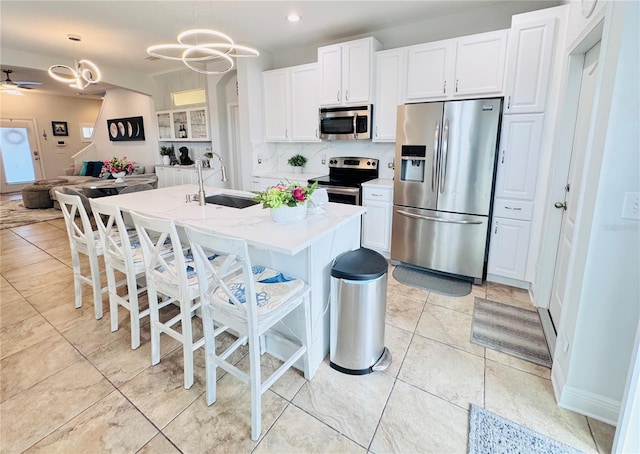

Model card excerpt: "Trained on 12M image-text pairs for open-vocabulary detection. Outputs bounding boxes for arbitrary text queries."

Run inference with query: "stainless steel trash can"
[330,248,392,375]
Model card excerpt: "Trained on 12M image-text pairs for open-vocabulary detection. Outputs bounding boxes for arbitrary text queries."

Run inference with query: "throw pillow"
[79,161,89,176]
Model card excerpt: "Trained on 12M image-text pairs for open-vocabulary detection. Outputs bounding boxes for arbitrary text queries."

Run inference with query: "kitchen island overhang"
[97,184,366,377]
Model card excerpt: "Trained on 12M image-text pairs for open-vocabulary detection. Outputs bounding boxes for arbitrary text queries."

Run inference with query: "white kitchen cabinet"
[373,48,406,142]
[263,64,319,142]
[318,37,381,107]
[404,39,454,101]
[453,29,508,97]
[263,69,290,141]
[361,183,393,257]
[487,217,531,280]
[494,113,544,201]
[504,17,557,114]
[156,108,209,142]
[156,165,217,188]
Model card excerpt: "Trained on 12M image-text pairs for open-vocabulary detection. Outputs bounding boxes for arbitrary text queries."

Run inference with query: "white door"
[549,41,601,326]
[0,118,44,193]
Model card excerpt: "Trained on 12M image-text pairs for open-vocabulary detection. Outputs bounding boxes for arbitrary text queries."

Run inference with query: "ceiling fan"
[1,69,42,91]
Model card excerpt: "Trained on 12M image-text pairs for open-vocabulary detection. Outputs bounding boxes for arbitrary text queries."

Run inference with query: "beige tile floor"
[0,209,616,453]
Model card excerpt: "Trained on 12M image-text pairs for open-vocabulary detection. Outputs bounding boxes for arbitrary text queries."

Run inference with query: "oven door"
[319,185,361,205]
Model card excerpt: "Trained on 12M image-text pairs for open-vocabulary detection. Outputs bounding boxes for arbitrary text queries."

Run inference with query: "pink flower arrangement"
[253,181,317,209]
[100,156,136,177]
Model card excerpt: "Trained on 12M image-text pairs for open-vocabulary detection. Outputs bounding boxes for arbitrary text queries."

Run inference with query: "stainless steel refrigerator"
[391,98,502,283]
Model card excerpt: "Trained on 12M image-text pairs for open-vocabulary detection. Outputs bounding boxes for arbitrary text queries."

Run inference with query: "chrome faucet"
[195,150,228,206]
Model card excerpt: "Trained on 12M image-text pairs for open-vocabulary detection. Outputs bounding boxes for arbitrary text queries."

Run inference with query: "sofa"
[47,161,156,209]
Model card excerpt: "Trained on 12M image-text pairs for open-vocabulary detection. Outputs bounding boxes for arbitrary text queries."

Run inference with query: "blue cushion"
[85,161,104,177]
[79,161,89,176]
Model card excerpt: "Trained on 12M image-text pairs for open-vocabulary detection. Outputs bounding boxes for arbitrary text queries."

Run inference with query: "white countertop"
[252,171,327,181]
[99,184,365,256]
[362,178,394,189]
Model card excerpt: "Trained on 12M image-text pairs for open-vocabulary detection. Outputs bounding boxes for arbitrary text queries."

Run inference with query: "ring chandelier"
[48,59,102,90]
[48,35,102,90]
[147,29,259,75]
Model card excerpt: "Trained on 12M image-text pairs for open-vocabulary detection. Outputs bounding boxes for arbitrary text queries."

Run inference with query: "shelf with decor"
[156,107,210,142]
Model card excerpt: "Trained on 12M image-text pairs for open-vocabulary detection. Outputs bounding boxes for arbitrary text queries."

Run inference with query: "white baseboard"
[558,384,620,426]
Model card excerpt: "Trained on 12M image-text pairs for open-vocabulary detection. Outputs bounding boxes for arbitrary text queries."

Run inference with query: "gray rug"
[468,404,582,454]
[0,199,63,230]
[471,298,551,368]
[392,265,471,297]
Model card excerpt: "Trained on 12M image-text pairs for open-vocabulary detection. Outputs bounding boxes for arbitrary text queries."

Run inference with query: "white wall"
[93,88,158,171]
[0,92,101,178]
[550,0,640,425]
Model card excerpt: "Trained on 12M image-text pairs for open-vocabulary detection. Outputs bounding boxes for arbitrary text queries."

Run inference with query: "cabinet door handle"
[494,221,499,234]
[345,89,349,101]
[443,80,446,93]
[285,129,288,139]
[337,90,340,102]
[375,126,378,138]
[315,129,318,138]
[505,206,522,211]
[507,96,512,110]
[455,79,459,93]
[501,150,505,164]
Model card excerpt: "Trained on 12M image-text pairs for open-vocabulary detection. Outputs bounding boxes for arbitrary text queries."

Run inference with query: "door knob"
[554,201,567,210]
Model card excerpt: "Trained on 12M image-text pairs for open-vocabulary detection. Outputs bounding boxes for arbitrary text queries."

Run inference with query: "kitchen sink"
[205,194,259,209]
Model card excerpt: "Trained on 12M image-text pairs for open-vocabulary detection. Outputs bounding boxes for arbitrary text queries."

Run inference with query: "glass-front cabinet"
[156,107,209,141]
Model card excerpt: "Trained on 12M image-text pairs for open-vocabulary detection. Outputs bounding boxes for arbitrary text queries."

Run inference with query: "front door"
[549,41,601,326]
[0,118,44,193]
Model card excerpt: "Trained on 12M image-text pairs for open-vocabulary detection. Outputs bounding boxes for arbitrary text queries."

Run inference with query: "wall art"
[52,121,68,136]
[107,116,145,141]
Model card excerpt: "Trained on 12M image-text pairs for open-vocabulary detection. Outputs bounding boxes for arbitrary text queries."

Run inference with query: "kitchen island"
[97,184,365,377]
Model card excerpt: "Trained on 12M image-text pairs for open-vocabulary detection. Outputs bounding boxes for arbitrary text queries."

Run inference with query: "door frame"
[0,117,45,193]
[534,17,605,317]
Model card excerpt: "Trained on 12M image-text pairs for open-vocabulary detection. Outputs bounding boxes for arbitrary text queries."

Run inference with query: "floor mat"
[471,298,551,368]
[468,404,582,454]
[392,265,471,297]
[0,199,63,230]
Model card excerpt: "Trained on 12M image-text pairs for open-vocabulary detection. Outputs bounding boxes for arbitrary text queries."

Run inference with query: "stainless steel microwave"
[319,105,372,140]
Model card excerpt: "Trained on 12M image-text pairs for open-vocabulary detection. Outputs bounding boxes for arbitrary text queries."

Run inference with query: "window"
[79,123,94,142]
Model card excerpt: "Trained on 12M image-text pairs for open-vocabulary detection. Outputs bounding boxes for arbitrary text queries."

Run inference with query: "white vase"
[112,171,126,183]
[292,166,303,174]
[162,155,170,165]
[270,203,307,223]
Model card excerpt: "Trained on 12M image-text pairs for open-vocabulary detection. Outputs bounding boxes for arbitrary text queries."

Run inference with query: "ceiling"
[1,1,558,98]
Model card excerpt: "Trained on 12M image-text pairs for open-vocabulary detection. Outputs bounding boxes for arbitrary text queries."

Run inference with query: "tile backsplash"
[254,141,395,179]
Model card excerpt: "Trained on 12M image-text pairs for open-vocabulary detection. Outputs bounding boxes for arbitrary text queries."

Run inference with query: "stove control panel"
[328,157,378,169]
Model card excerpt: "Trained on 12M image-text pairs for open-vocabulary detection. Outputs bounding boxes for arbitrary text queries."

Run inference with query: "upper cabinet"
[504,17,557,114]
[454,30,508,97]
[263,63,320,142]
[318,37,382,107]
[373,48,406,142]
[405,40,454,101]
[404,30,508,103]
[156,107,209,142]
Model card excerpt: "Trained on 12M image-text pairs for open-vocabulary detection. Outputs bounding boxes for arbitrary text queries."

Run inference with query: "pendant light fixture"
[48,34,102,90]
[147,3,258,75]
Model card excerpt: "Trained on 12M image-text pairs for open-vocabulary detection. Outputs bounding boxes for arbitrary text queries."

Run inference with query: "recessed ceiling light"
[287,14,301,22]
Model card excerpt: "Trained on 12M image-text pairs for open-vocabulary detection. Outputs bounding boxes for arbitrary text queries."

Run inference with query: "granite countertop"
[100,184,365,256]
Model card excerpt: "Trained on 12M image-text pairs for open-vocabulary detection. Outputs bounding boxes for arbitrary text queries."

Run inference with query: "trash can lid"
[331,248,388,280]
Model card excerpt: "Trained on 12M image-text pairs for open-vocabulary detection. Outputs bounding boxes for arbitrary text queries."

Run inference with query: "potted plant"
[253,181,317,223]
[101,156,136,182]
[160,146,174,165]
[287,154,307,174]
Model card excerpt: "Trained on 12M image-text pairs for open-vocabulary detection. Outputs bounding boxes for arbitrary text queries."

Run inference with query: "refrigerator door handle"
[439,119,450,194]
[432,121,440,192]
[397,210,483,225]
